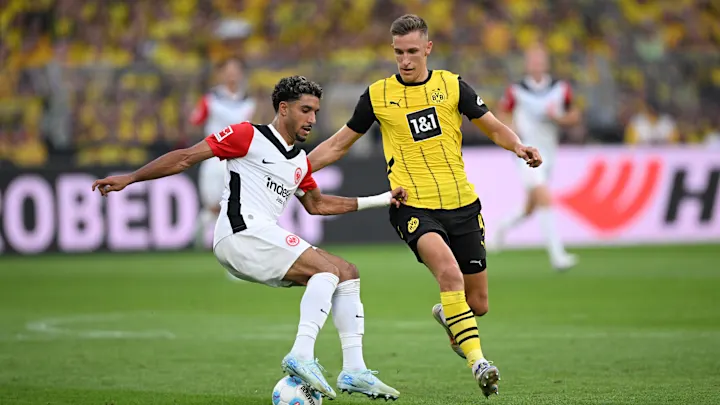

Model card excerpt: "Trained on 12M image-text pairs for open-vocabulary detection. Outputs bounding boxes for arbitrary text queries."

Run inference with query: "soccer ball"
[272,375,323,405]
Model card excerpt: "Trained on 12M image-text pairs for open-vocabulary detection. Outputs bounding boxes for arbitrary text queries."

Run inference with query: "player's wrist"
[357,191,392,211]
[512,142,525,154]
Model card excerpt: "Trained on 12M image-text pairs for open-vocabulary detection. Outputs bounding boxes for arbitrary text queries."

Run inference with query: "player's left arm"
[458,78,542,168]
[307,87,376,172]
[298,187,407,216]
[295,165,406,215]
[547,81,581,126]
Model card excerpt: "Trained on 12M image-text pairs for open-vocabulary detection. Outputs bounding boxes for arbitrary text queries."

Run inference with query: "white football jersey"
[500,75,573,158]
[191,86,256,134]
[204,122,317,247]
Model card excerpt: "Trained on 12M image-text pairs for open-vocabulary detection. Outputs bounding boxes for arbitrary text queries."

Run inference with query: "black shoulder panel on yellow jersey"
[458,78,489,120]
[346,87,377,134]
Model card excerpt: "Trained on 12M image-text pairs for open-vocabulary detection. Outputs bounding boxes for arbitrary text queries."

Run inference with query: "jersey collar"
[253,124,302,160]
[395,70,433,87]
[522,74,552,91]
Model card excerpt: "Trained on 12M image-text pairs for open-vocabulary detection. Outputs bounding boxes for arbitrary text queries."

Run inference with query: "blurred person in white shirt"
[494,45,581,270]
[624,99,679,145]
[190,57,256,248]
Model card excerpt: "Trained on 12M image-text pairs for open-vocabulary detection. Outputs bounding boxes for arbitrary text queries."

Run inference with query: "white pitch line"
[25,313,176,340]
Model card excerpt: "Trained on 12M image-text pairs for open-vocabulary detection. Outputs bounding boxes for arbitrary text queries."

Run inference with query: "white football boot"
[281,353,336,399]
[473,358,500,398]
[431,303,466,359]
[337,369,400,401]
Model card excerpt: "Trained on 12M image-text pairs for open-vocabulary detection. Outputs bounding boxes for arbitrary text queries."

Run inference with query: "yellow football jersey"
[347,70,489,210]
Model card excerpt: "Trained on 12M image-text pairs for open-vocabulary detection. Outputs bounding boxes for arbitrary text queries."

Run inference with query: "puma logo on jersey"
[389,100,401,107]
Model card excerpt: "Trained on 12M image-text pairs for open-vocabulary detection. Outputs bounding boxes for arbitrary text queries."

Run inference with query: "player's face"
[392,31,433,83]
[525,48,549,77]
[222,62,243,85]
[280,94,320,142]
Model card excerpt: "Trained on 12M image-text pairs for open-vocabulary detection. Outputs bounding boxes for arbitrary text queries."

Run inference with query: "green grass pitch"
[1,244,719,404]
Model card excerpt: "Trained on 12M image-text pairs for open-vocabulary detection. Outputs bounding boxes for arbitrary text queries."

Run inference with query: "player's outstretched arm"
[92,140,214,196]
[298,187,406,216]
[308,125,364,172]
[472,113,543,168]
[308,87,376,172]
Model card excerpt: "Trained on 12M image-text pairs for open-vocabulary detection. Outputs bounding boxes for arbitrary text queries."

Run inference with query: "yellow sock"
[440,291,484,367]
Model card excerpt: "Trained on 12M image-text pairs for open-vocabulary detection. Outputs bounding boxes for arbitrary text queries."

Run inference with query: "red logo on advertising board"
[557,159,662,234]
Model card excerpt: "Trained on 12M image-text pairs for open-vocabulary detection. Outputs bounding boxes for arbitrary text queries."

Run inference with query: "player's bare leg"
[492,188,536,252]
[281,248,340,399]
[494,185,577,270]
[314,249,400,400]
[418,233,499,397]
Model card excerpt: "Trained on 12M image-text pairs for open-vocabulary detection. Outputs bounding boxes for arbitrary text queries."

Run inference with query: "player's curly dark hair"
[271,76,323,112]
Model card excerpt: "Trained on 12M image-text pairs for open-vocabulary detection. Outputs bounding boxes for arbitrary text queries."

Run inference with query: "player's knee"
[436,264,464,291]
[338,262,359,281]
[533,186,552,207]
[319,264,340,278]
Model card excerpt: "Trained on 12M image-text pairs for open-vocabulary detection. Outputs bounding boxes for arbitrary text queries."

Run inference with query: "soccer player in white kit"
[93,76,404,400]
[495,45,580,270]
[190,57,256,248]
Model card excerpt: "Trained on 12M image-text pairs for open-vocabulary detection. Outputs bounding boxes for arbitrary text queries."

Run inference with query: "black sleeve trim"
[458,78,489,120]
[346,88,377,134]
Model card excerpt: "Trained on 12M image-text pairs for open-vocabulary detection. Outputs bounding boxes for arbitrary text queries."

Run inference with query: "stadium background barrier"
[0,146,718,255]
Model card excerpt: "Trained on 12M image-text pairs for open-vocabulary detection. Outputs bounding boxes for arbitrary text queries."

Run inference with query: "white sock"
[538,206,566,262]
[332,279,367,371]
[291,272,339,361]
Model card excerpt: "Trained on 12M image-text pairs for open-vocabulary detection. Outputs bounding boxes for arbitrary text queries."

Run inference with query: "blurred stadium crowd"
[1,0,719,167]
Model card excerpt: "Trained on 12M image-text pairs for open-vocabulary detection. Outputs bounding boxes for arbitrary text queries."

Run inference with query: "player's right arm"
[92,122,253,196]
[307,88,375,172]
[189,95,209,126]
[496,85,517,132]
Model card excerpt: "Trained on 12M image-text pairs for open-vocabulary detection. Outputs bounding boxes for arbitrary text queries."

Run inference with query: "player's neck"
[410,68,430,84]
[223,83,241,96]
[529,73,547,83]
[270,117,296,146]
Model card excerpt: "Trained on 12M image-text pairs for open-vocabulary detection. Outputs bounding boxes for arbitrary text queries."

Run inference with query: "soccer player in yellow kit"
[308,15,542,398]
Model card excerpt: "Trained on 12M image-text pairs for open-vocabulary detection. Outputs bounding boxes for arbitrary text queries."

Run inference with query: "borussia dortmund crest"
[430,88,445,103]
[408,217,420,233]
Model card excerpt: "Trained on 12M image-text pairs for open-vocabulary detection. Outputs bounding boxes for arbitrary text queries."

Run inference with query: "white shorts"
[517,159,551,189]
[516,143,556,189]
[198,157,226,208]
[213,223,312,288]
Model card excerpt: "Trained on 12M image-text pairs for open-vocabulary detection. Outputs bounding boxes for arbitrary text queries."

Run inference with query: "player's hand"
[92,174,133,196]
[390,187,407,207]
[514,144,543,168]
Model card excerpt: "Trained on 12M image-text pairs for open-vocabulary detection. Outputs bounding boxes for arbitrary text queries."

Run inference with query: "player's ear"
[279,101,288,117]
[426,40,433,56]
